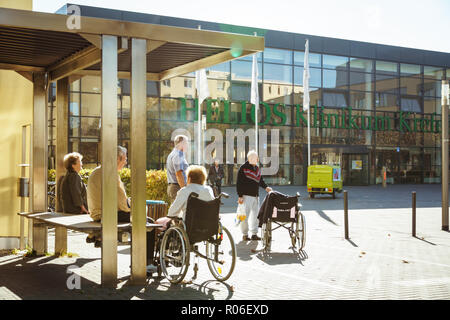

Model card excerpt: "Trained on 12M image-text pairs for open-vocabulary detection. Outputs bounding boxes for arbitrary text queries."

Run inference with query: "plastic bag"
[234,203,247,226]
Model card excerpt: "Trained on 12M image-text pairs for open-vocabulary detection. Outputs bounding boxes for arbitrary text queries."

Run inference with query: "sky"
[33,0,450,53]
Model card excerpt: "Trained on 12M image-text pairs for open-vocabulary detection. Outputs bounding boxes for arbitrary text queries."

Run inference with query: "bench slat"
[18,212,162,233]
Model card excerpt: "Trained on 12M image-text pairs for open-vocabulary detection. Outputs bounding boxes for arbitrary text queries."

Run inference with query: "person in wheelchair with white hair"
[157,165,215,228]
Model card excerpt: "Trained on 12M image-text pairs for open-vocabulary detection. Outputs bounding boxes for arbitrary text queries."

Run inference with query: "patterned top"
[166,148,189,184]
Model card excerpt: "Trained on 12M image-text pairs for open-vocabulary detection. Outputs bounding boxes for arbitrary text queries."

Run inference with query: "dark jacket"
[59,169,88,214]
[236,161,268,197]
[208,165,224,184]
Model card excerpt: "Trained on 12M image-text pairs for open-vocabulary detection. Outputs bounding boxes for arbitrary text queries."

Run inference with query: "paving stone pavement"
[1,185,449,300]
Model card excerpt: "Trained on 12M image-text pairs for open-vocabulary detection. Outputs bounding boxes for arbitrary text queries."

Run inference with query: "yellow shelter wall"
[0,71,33,237]
[0,0,32,10]
[0,0,33,241]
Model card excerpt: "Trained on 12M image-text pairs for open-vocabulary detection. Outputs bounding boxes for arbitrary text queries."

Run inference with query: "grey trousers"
[167,184,181,203]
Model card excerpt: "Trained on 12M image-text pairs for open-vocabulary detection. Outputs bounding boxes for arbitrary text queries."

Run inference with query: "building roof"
[57,3,450,68]
[0,7,264,81]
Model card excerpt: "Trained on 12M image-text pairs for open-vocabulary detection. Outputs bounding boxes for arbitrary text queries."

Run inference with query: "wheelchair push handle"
[219,192,230,199]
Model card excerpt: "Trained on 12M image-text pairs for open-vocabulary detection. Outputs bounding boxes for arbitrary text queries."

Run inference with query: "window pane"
[400,77,423,95]
[231,82,262,101]
[293,51,321,67]
[69,93,80,116]
[160,97,183,121]
[70,79,80,91]
[81,76,101,93]
[292,86,321,105]
[79,141,98,164]
[69,117,80,137]
[263,63,292,83]
[375,74,399,94]
[350,72,373,91]
[294,66,321,87]
[263,48,292,65]
[81,93,101,117]
[81,117,100,138]
[423,78,442,97]
[376,92,398,111]
[350,91,372,110]
[231,60,262,81]
[376,61,398,75]
[323,54,349,70]
[349,58,373,72]
[424,97,439,114]
[400,63,421,76]
[323,90,348,108]
[263,83,292,104]
[424,66,445,79]
[323,69,348,89]
[206,62,230,80]
[400,95,422,113]
[237,51,262,62]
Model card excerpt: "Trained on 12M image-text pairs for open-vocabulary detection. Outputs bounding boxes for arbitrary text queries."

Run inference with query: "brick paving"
[1,184,449,300]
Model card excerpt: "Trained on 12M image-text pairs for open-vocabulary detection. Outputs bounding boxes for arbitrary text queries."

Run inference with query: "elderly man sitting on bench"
[87,145,157,273]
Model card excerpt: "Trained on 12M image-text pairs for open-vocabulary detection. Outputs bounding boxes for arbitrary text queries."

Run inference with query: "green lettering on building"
[178,98,442,133]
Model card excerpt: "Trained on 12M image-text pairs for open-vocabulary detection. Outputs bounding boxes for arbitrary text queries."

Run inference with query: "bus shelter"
[0,7,264,286]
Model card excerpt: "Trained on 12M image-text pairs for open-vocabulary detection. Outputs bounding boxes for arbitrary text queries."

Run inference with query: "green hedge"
[49,168,171,205]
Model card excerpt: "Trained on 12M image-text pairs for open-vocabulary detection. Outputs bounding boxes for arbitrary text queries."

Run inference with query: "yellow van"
[307,165,343,199]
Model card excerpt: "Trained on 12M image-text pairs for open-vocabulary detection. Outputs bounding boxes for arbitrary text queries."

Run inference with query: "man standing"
[236,150,272,241]
[208,159,224,197]
[166,135,190,202]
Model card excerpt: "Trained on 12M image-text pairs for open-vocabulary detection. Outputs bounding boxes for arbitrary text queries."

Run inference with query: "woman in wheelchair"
[154,165,236,284]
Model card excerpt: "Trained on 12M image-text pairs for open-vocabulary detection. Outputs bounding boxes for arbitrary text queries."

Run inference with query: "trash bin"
[146,200,168,221]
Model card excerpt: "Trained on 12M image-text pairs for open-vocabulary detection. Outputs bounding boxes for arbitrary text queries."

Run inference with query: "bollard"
[412,191,416,237]
[382,166,387,188]
[344,190,349,239]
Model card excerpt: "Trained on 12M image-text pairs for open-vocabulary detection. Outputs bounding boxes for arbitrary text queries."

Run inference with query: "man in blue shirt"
[166,135,190,202]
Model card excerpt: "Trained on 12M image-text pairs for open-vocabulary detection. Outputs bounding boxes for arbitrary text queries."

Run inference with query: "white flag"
[195,68,210,106]
[250,53,259,106]
[250,53,259,153]
[303,39,310,112]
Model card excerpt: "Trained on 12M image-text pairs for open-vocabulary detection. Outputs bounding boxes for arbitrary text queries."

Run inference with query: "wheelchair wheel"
[295,212,306,250]
[205,224,236,282]
[160,226,190,284]
[262,220,272,253]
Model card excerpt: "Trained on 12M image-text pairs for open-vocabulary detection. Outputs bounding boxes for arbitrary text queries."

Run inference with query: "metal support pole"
[442,80,449,231]
[382,166,387,188]
[101,35,118,287]
[130,38,147,284]
[412,191,416,237]
[344,190,349,239]
[55,77,69,255]
[31,72,48,255]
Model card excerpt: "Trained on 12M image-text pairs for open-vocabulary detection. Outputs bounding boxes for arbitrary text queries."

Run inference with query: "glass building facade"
[50,5,450,187]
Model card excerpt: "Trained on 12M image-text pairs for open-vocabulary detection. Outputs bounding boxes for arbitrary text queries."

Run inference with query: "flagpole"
[253,32,258,154]
[197,25,202,165]
[303,39,311,167]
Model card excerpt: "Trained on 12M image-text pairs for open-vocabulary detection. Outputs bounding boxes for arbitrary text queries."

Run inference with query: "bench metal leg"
[55,226,67,256]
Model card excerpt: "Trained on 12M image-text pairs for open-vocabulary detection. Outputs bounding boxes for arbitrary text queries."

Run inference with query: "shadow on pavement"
[255,250,308,266]
[235,241,259,261]
[0,254,99,300]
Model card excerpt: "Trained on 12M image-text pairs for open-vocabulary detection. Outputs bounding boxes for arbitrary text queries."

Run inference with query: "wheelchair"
[261,192,305,254]
[155,192,236,284]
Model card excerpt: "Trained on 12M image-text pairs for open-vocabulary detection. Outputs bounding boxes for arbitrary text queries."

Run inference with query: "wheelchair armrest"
[219,192,230,199]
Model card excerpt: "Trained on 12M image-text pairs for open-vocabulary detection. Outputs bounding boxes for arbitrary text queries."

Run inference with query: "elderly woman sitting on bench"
[157,165,215,228]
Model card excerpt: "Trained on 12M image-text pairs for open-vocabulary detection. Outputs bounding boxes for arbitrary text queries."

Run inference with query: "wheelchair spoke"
[206,225,236,282]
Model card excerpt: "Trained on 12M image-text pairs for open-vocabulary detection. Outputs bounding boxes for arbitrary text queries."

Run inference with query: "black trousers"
[118,211,155,264]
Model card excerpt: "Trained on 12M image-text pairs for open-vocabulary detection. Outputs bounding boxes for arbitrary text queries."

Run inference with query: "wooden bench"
[18,211,162,255]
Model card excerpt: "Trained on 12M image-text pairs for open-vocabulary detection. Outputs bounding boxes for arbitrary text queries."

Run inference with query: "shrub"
[48,168,170,205]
